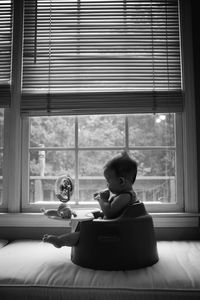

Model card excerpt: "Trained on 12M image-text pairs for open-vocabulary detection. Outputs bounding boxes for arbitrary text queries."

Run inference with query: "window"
[1,0,198,226]
[22,112,183,212]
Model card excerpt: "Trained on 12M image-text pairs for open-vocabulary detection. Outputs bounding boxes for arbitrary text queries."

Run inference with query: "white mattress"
[0,240,200,300]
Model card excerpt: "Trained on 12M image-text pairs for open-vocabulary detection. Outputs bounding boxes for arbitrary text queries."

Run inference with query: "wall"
[192,1,200,215]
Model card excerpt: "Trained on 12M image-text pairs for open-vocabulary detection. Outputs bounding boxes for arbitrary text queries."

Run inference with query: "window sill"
[0,211,199,228]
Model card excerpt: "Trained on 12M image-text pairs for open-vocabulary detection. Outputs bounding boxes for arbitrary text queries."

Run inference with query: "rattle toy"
[41,175,77,219]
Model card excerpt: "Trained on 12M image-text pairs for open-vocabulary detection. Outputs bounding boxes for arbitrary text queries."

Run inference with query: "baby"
[94,151,138,219]
[43,151,138,248]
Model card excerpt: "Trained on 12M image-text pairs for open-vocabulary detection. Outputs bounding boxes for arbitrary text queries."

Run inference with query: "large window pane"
[130,150,176,203]
[78,115,125,148]
[79,150,121,202]
[131,150,175,177]
[30,116,75,147]
[29,150,75,203]
[128,113,175,147]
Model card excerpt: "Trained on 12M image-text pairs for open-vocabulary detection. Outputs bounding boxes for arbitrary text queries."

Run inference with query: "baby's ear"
[119,177,125,185]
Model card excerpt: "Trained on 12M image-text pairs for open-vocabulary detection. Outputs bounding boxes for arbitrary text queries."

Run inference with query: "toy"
[55,175,74,203]
[41,175,77,219]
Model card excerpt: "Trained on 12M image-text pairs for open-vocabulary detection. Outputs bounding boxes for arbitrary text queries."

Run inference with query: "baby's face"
[104,168,122,194]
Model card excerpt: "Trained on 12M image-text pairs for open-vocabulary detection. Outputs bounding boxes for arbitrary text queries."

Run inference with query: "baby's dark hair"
[104,151,137,184]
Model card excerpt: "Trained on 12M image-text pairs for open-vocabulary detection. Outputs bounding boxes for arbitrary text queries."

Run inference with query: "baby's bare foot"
[43,234,61,248]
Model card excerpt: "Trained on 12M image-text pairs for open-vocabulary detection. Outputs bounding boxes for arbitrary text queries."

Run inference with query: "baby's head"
[103,151,137,194]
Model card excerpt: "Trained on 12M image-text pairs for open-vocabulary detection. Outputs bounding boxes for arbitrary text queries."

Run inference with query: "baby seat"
[71,202,159,270]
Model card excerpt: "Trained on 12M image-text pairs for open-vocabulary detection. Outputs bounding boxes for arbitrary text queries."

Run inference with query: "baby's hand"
[99,189,110,201]
[94,189,110,202]
[93,192,101,201]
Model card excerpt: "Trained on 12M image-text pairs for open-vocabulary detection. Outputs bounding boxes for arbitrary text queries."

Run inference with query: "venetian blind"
[22,0,183,115]
[0,0,12,107]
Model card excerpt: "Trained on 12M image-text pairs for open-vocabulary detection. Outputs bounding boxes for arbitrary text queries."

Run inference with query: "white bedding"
[0,240,200,300]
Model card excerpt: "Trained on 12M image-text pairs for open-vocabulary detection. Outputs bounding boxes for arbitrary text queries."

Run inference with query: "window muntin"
[26,113,179,210]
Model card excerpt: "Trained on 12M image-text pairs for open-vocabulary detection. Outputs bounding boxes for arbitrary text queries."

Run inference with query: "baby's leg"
[58,232,80,246]
[43,232,80,248]
[43,234,62,248]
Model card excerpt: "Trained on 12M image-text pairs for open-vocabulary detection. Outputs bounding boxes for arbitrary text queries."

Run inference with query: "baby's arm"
[97,193,130,219]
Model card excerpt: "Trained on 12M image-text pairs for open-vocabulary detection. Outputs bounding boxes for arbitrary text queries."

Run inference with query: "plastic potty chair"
[71,202,159,270]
